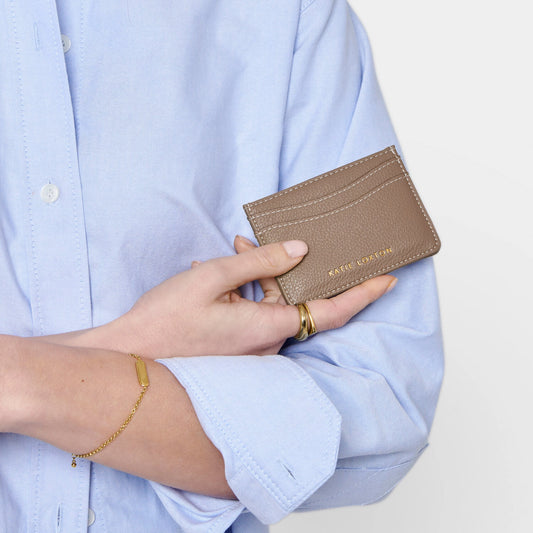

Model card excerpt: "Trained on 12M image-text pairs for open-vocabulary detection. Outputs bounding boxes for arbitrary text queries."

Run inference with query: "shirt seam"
[8,0,44,336]
[47,0,89,335]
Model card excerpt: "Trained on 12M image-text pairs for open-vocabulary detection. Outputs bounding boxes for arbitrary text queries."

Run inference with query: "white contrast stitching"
[249,159,397,220]
[248,147,393,208]
[255,174,406,235]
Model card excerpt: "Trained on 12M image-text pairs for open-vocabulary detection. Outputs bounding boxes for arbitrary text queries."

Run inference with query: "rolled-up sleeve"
[156,0,444,525]
[158,355,342,524]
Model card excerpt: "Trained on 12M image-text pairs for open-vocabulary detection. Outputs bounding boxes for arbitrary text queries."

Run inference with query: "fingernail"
[236,235,255,246]
[385,277,398,293]
[282,240,308,258]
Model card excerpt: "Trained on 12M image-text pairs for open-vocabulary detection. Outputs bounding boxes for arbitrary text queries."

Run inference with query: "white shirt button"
[87,508,96,527]
[61,34,71,53]
[40,183,60,204]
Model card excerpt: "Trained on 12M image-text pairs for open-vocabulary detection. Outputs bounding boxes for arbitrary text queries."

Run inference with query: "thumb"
[205,240,308,293]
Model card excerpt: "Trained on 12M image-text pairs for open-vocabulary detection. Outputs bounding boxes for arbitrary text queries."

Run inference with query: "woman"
[0,0,443,531]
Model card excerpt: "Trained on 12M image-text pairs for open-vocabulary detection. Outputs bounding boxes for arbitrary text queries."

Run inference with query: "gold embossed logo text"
[328,247,393,277]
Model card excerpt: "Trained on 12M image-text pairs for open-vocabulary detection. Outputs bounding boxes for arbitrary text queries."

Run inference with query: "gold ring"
[302,302,317,336]
[294,303,317,341]
[294,303,309,341]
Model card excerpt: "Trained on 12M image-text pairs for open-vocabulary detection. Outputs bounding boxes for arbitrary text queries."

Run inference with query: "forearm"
[1,334,235,500]
[37,315,136,354]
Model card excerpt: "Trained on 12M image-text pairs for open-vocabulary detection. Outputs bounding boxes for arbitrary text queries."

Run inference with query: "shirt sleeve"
[155,0,444,525]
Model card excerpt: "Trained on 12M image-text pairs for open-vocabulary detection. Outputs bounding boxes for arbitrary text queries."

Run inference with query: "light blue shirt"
[0,1,444,531]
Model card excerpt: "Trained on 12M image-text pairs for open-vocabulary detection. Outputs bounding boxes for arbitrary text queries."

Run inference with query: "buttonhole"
[282,463,296,480]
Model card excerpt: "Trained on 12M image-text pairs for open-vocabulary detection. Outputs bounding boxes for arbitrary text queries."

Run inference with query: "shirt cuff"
[148,481,245,533]
[157,354,341,524]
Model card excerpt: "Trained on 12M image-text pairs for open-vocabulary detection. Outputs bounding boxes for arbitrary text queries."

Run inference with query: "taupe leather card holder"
[243,146,441,305]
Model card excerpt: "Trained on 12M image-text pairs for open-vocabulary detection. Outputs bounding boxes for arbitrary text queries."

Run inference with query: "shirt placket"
[7,0,92,531]
[9,0,91,336]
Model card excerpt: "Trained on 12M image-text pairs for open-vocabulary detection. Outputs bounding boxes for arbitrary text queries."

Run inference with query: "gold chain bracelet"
[71,353,150,467]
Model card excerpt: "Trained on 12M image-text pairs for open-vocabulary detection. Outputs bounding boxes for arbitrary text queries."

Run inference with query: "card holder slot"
[247,155,397,217]
[245,146,397,215]
[248,159,401,228]
[255,173,411,236]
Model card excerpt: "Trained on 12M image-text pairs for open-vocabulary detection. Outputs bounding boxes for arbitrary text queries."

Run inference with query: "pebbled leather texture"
[243,146,441,305]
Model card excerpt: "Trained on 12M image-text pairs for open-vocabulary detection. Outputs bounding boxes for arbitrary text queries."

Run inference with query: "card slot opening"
[255,174,409,236]
[246,146,397,210]
[249,158,399,220]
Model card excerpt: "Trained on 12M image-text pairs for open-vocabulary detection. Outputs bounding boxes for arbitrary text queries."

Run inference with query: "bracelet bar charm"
[135,358,150,387]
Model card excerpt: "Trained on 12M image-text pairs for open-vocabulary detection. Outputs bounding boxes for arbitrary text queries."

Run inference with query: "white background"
[273,1,533,531]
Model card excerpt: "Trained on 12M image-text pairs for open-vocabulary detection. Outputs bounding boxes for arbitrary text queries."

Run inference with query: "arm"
[2,335,234,499]
[1,241,394,500]
[148,0,444,523]
[280,0,444,511]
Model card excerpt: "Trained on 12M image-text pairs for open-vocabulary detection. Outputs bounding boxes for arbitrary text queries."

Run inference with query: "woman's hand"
[44,238,397,358]
[112,239,311,357]
[232,234,398,338]
[97,238,397,358]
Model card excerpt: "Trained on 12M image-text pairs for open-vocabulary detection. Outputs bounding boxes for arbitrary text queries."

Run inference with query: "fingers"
[234,236,285,304]
[264,274,398,342]
[203,239,308,294]
[305,275,398,333]
[233,235,255,252]
[194,237,395,340]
